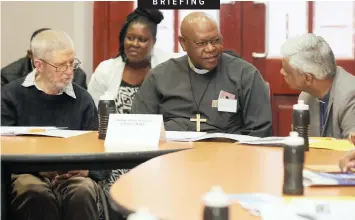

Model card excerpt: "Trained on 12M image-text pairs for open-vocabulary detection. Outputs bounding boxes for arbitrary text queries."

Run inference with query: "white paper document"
[261,199,355,220]
[104,114,164,152]
[0,126,90,138]
[217,98,238,113]
[28,130,93,138]
[165,131,259,142]
[165,131,207,141]
[228,193,283,216]
[239,136,287,146]
[194,133,260,142]
[1,126,58,136]
[228,193,355,220]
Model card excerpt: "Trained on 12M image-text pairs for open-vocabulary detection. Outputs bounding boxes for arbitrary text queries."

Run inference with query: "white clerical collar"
[22,69,76,99]
[188,57,209,74]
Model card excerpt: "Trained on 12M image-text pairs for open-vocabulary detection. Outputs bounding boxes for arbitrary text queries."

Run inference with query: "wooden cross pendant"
[190,113,207,132]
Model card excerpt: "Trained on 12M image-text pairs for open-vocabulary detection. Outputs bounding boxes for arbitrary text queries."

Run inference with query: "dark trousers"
[11,174,99,220]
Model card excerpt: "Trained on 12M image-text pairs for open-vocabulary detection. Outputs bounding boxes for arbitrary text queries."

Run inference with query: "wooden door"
[93,1,134,70]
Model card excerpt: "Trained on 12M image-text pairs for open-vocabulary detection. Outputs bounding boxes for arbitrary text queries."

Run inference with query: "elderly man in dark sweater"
[1,30,107,220]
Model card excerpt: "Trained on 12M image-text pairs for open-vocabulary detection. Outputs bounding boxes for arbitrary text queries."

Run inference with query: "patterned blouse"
[115,80,141,114]
[103,80,141,197]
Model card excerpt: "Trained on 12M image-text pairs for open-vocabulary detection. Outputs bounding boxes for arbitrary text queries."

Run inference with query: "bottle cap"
[284,131,304,146]
[99,92,114,101]
[293,100,309,111]
[127,208,158,220]
[202,186,229,207]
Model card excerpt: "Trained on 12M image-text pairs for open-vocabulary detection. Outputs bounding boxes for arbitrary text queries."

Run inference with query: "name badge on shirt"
[218,98,238,113]
[217,90,237,113]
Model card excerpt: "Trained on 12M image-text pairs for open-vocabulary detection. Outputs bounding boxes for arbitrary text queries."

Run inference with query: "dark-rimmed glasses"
[182,35,223,48]
[40,58,81,72]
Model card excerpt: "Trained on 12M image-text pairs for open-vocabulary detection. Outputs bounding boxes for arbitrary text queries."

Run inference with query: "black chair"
[223,49,242,59]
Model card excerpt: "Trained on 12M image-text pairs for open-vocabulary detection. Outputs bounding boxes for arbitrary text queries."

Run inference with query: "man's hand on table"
[339,133,355,173]
[349,132,355,145]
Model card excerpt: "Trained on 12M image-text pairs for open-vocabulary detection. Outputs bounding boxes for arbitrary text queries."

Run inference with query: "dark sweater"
[1,77,109,181]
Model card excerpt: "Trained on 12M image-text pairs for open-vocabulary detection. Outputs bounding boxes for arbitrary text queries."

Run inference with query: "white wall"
[1,1,93,81]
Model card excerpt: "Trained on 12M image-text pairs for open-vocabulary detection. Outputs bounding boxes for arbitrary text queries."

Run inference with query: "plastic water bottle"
[292,100,310,151]
[203,186,229,220]
[98,93,117,140]
[127,208,158,220]
[283,131,305,195]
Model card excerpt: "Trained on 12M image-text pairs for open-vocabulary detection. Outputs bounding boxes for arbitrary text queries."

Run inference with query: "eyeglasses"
[40,58,81,72]
[182,36,223,48]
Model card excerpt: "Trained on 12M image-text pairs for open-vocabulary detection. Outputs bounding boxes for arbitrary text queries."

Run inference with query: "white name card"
[218,98,237,113]
[104,114,165,152]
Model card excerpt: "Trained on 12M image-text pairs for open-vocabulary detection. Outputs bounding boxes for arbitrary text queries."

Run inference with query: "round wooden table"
[110,143,354,220]
[0,132,198,155]
[1,132,227,219]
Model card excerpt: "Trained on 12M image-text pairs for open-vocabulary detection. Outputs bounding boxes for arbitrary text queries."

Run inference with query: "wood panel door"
[93,1,134,70]
[220,2,242,56]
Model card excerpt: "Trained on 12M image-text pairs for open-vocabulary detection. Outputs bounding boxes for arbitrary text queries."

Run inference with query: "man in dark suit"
[1,28,87,89]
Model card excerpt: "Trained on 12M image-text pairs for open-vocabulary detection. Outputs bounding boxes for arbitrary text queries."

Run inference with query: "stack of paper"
[165,131,260,142]
[0,126,92,138]
[228,193,355,219]
[165,131,207,141]
[309,139,354,151]
[239,136,287,146]
[239,137,355,150]
[303,170,355,186]
[1,126,58,135]
[305,165,341,173]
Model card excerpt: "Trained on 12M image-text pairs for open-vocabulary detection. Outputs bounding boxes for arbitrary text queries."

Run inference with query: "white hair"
[280,33,336,80]
[30,30,74,60]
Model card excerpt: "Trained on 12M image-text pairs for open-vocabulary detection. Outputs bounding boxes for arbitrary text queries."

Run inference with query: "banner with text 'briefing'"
[138,0,220,10]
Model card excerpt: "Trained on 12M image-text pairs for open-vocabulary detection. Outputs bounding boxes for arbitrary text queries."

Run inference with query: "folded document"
[1,126,59,135]
[0,126,92,138]
[165,131,259,142]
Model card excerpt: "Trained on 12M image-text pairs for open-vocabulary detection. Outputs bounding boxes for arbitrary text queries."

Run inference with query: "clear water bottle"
[98,93,117,140]
[283,131,305,195]
[203,186,229,220]
[292,100,310,151]
[127,208,158,220]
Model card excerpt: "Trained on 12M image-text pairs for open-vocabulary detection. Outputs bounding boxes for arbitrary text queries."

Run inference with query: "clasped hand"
[40,170,89,187]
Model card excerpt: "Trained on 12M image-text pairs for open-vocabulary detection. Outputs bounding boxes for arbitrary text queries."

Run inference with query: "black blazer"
[1,56,87,89]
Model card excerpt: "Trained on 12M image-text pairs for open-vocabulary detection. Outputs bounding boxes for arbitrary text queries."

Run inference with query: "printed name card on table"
[104,114,165,152]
